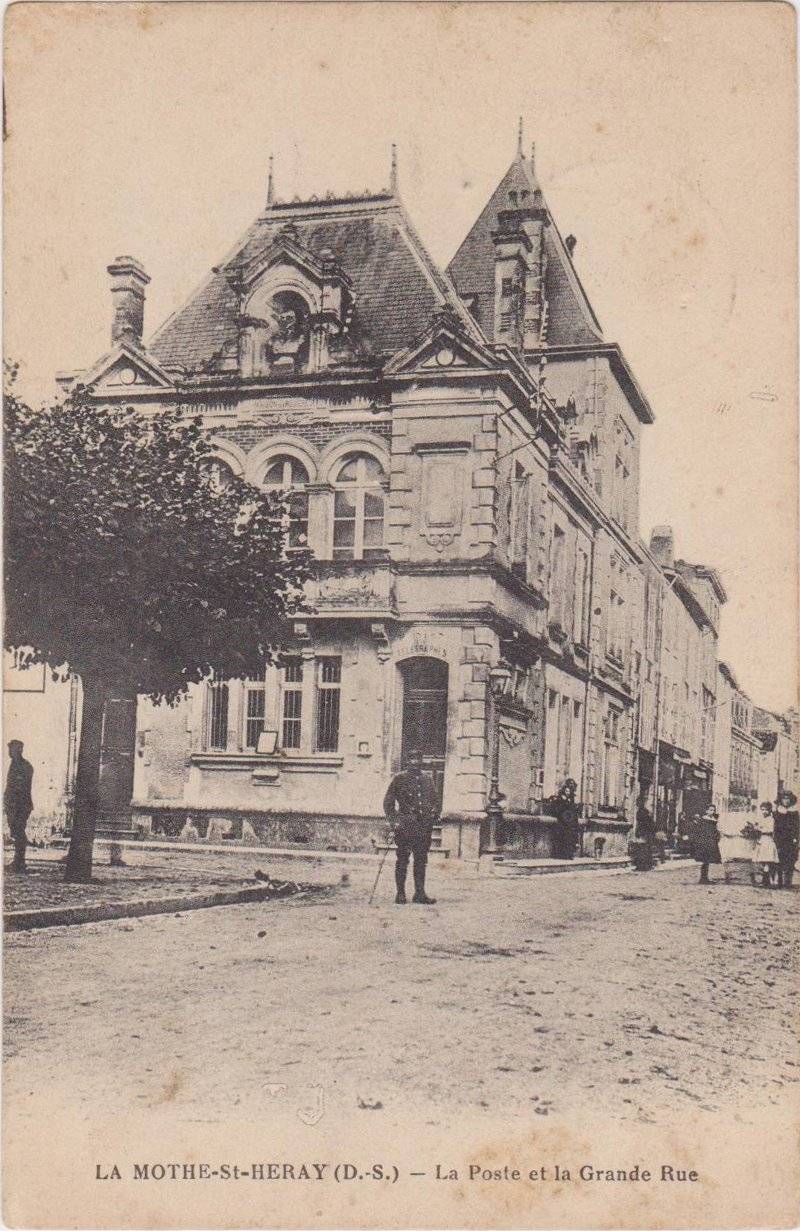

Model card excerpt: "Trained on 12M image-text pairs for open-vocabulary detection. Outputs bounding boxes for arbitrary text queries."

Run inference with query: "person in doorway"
[383,750,440,905]
[551,778,581,860]
[752,801,780,888]
[773,791,799,889]
[4,740,34,873]
[636,799,654,848]
[691,804,722,885]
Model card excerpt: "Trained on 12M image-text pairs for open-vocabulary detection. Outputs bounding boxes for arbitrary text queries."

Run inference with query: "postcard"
[3,2,798,1227]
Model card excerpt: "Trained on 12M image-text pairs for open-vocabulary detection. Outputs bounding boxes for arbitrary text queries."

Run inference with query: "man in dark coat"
[690,804,721,884]
[773,791,799,889]
[5,740,34,873]
[383,750,439,905]
[551,778,581,859]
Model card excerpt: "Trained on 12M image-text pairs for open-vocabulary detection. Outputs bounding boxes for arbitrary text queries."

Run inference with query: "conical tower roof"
[448,146,603,348]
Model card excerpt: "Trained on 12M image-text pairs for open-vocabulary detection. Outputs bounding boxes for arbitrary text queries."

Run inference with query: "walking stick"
[368,836,393,906]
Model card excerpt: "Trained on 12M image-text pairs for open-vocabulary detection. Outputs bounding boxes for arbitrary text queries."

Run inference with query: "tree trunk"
[64,676,107,883]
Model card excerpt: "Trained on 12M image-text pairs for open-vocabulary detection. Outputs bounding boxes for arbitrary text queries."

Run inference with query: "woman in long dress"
[752,801,779,888]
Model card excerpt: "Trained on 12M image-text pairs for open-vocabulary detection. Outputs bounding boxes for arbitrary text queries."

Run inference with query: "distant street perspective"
[5,849,798,1131]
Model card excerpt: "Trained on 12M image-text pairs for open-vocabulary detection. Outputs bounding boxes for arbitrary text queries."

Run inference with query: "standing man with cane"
[383,750,439,905]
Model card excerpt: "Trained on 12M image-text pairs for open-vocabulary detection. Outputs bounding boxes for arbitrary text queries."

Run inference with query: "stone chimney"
[491,203,548,350]
[107,256,150,346]
[650,525,675,568]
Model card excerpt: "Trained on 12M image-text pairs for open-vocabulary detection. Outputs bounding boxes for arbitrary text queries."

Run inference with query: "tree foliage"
[4,368,310,878]
[5,379,309,695]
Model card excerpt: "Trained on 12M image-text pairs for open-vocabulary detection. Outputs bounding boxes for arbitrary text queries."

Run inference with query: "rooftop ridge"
[261,190,395,216]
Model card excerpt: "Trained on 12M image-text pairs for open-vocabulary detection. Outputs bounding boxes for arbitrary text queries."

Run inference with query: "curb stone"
[4,882,324,933]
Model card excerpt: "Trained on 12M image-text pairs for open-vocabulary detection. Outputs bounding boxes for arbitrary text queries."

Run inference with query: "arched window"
[333,453,385,560]
[263,455,309,549]
[204,458,236,493]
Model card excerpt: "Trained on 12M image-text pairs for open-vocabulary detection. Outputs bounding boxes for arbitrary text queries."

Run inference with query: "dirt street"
[4,857,799,1133]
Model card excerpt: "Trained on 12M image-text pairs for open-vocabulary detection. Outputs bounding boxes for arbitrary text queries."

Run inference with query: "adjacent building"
[752,707,797,803]
[639,529,725,837]
[3,652,79,837]
[719,664,762,812]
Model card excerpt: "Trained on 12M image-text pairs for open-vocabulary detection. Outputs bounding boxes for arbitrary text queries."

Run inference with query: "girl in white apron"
[753,801,779,887]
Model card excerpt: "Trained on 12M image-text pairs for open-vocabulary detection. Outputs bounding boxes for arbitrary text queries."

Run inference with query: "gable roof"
[447,153,604,347]
[149,193,481,375]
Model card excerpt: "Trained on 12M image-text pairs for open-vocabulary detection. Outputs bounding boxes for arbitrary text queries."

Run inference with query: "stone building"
[718,664,761,812]
[447,143,654,854]
[643,528,725,837]
[751,707,798,804]
[712,662,733,814]
[52,139,733,861]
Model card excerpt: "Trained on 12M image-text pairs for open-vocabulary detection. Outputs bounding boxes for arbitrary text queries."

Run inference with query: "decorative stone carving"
[499,723,526,748]
[370,623,391,662]
[422,529,457,553]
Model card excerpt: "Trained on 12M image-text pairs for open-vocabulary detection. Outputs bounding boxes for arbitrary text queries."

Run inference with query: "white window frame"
[332,455,385,561]
[242,677,267,751]
[601,705,622,806]
[315,656,342,752]
[262,455,310,550]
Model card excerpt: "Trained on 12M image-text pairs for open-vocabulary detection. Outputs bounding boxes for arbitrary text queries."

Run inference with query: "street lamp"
[485,660,514,850]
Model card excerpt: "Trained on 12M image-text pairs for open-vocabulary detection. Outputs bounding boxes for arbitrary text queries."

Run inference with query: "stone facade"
[46,141,784,861]
[634,529,725,839]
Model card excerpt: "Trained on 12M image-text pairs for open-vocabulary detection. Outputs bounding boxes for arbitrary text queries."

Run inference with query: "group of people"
[382,762,587,905]
[690,792,799,887]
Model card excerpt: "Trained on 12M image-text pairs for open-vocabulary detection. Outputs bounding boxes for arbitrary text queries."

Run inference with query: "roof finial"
[390,143,398,194]
[266,154,275,207]
[517,116,524,159]
[530,142,536,175]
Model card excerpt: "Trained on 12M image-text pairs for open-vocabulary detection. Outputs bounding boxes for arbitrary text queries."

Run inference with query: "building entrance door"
[98,697,137,817]
[400,657,448,806]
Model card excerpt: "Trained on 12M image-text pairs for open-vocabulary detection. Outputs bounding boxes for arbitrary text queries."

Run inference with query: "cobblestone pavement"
[4,856,798,1134]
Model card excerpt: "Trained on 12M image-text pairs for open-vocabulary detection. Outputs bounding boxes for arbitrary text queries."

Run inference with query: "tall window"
[556,695,572,786]
[333,454,385,560]
[549,524,567,628]
[281,657,303,750]
[509,463,529,577]
[263,456,309,549]
[316,657,341,751]
[573,546,589,645]
[243,679,266,750]
[611,418,634,531]
[644,576,658,657]
[207,681,229,750]
[607,567,626,662]
[601,706,622,806]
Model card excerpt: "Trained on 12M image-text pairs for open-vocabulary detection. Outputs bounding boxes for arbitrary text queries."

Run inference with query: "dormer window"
[264,290,310,367]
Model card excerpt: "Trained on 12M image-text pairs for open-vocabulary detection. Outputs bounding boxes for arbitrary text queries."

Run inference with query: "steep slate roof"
[150,193,480,374]
[447,153,604,347]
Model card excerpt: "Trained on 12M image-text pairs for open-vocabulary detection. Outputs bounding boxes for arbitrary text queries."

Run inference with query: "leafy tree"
[4,369,309,881]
